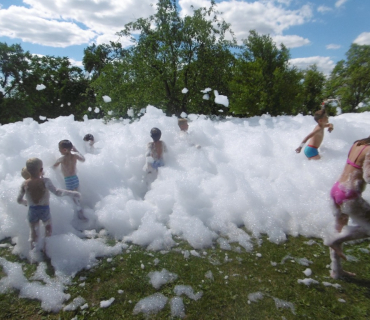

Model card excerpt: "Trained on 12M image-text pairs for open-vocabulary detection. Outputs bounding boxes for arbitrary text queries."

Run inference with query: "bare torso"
[338,144,370,193]
[308,125,325,147]
[58,154,78,177]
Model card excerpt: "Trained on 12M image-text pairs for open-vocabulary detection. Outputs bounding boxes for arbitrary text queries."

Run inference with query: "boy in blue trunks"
[53,140,87,220]
[295,107,334,160]
[18,158,80,257]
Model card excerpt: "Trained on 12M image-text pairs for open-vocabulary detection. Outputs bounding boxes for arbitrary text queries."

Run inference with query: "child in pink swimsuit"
[326,136,370,279]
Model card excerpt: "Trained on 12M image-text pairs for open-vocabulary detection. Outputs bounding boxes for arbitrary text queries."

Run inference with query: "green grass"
[1,235,370,319]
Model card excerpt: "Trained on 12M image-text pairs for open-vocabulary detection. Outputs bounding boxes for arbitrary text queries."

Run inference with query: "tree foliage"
[90,0,236,118]
[326,44,370,112]
[0,42,91,123]
[229,30,303,116]
[2,2,370,125]
[297,65,326,115]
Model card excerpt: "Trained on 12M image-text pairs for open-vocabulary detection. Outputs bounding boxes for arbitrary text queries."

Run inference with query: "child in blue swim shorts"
[295,105,334,160]
[17,158,80,255]
[53,140,87,220]
[144,128,167,185]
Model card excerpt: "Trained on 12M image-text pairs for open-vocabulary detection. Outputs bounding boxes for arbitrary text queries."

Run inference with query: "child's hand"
[74,192,81,199]
[71,145,77,152]
[295,147,302,153]
[328,124,334,133]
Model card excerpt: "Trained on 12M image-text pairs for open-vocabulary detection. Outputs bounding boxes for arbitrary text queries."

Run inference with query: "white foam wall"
[1,107,370,275]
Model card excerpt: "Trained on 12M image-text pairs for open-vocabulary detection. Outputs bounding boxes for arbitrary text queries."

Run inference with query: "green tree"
[326,44,370,112]
[0,42,91,123]
[83,42,127,79]
[89,0,236,117]
[297,64,326,115]
[229,30,302,117]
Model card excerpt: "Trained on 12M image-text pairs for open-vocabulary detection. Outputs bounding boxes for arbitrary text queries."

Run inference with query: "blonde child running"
[295,108,334,159]
[53,140,87,220]
[17,158,80,256]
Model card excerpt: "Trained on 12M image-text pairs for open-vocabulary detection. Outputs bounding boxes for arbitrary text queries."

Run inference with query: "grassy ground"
[1,235,370,320]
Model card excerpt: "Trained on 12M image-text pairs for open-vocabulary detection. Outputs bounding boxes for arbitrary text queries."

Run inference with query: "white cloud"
[69,58,83,68]
[326,44,341,50]
[94,33,132,48]
[0,6,96,47]
[335,0,349,8]
[353,32,370,45]
[273,35,310,48]
[289,56,336,75]
[317,6,332,13]
[179,0,313,43]
[0,1,155,47]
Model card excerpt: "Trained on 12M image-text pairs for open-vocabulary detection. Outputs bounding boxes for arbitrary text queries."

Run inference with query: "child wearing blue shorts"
[18,158,80,254]
[295,105,334,160]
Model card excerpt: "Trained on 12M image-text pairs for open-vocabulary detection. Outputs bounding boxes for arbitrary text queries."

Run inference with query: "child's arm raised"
[16,182,28,206]
[295,127,321,153]
[53,157,63,168]
[71,146,85,162]
[44,178,81,199]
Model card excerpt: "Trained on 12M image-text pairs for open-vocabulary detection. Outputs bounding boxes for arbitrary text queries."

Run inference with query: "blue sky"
[0,0,369,74]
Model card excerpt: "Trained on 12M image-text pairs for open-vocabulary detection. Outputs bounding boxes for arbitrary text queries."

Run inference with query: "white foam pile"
[148,268,178,289]
[174,285,203,300]
[133,292,168,315]
[1,106,370,311]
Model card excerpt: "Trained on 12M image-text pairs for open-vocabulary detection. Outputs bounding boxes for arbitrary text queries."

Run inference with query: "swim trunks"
[28,205,51,223]
[330,181,359,206]
[65,175,79,190]
[151,159,165,170]
[304,145,319,158]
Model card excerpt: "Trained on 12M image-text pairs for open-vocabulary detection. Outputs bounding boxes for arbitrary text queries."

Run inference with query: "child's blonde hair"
[21,167,31,180]
[26,158,43,178]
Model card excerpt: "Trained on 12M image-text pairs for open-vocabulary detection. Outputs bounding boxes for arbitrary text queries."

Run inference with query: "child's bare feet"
[330,270,356,279]
[330,243,347,260]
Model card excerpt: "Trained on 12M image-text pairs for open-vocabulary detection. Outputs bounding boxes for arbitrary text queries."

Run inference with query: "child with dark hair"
[17,158,80,256]
[295,106,334,160]
[83,134,95,153]
[144,128,167,183]
[53,140,87,220]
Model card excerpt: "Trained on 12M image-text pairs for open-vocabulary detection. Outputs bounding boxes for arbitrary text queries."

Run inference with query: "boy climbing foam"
[295,105,334,160]
[17,158,80,257]
[53,140,87,220]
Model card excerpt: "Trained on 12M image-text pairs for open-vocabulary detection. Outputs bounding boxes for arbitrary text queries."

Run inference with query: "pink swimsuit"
[330,144,369,205]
